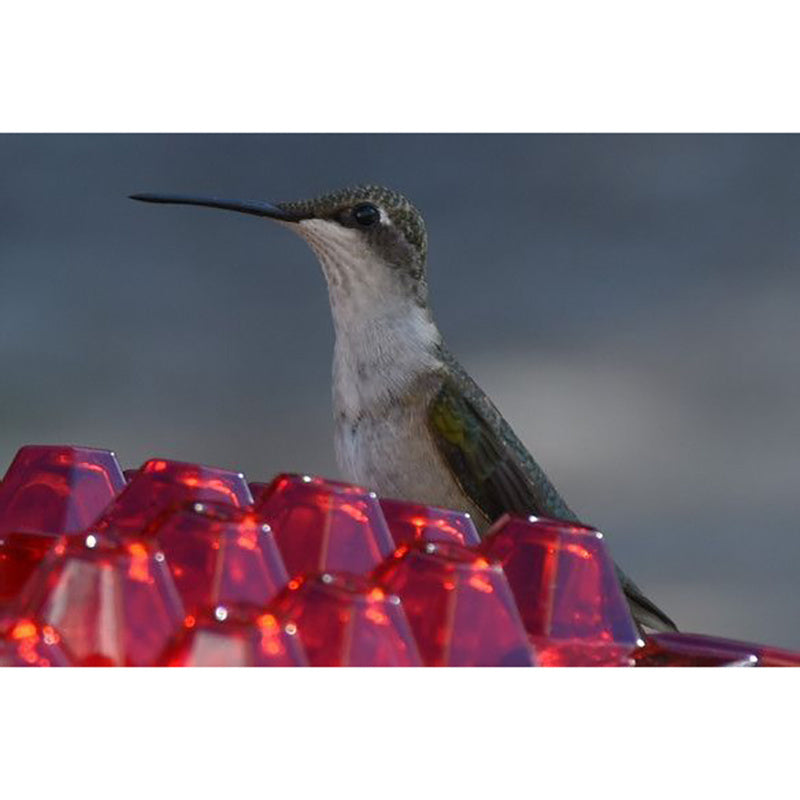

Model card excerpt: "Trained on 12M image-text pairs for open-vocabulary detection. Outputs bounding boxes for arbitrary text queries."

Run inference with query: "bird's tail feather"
[615,564,678,633]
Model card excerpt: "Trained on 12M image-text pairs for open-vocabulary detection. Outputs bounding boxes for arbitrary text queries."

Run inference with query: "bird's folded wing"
[427,377,570,521]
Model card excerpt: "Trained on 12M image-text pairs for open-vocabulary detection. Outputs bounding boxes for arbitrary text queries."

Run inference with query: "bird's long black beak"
[129,192,303,222]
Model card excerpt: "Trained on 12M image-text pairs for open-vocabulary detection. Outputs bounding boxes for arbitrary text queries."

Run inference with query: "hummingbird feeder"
[0,444,798,667]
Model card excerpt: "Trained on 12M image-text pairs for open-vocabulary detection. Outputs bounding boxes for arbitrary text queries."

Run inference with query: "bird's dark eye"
[352,202,380,227]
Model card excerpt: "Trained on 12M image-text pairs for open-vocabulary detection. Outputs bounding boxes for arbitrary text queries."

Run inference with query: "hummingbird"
[130,185,677,632]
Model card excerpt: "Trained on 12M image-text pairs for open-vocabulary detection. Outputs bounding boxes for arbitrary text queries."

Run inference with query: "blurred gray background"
[1,134,798,648]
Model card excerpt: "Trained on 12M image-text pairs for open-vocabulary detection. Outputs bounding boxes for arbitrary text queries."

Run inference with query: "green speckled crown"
[278,185,428,261]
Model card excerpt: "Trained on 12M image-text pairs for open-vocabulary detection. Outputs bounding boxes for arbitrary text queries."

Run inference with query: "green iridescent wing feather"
[427,371,577,523]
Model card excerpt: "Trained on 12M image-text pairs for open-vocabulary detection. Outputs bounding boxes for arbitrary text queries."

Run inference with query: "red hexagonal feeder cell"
[94,458,253,537]
[163,604,308,667]
[142,501,289,615]
[254,474,395,577]
[12,534,185,666]
[375,540,536,666]
[0,446,125,536]
[270,572,421,666]
[480,515,640,666]
[379,498,480,548]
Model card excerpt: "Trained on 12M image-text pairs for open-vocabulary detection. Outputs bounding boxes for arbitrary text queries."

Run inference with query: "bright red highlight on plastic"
[0,446,125,536]
[270,572,421,666]
[375,540,535,666]
[94,458,253,537]
[379,498,480,548]
[480,515,640,666]
[254,474,395,577]
[0,619,71,666]
[13,535,184,666]
[145,501,289,614]
[163,604,308,666]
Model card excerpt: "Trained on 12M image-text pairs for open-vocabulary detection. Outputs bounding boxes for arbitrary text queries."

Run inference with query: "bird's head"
[130,185,430,310]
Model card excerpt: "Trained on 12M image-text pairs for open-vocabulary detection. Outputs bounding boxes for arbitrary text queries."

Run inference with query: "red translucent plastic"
[163,605,308,667]
[270,573,421,666]
[634,633,758,667]
[375,541,536,666]
[13,535,184,666]
[2,445,799,668]
[255,474,395,577]
[94,458,253,537]
[248,482,270,500]
[0,446,125,536]
[639,632,800,667]
[0,620,72,666]
[0,532,65,631]
[481,515,640,666]
[144,502,289,614]
[379,498,480,547]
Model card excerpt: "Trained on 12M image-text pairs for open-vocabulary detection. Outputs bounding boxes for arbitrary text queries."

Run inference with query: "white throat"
[296,218,443,417]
